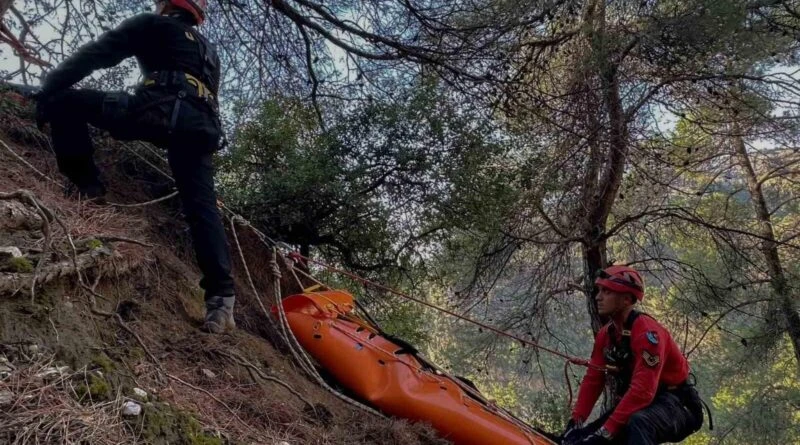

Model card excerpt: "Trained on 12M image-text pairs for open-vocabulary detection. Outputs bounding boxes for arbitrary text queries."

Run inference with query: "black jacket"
[41,12,223,150]
[42,12,220,97]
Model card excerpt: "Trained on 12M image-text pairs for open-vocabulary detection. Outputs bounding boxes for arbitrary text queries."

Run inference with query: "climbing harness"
[604,310,643,392]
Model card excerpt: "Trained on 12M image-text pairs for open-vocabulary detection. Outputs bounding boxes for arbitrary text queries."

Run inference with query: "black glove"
[35,92,52,131]
[579,431,612,445]
[561,419,584,444]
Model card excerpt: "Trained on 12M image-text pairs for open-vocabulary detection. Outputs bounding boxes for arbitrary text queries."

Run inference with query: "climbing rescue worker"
[35,0,236,334]
[561,265,705,445]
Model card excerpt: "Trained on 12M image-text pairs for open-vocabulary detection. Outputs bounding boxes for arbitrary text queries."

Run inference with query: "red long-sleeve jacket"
[571,314,689,436]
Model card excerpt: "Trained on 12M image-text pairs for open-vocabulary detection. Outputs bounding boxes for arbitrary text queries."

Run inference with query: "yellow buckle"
[184,73,214,102]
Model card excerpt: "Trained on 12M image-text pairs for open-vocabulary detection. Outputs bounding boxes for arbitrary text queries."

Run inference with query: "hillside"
[0,88,449,445]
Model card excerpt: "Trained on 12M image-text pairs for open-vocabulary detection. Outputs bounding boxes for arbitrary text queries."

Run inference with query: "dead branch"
[0,190,56,302]
[75,235,154,249]
[0,199,43,232]
[0,138,64,190]
[0,249,114,295]
[0,190,162,382]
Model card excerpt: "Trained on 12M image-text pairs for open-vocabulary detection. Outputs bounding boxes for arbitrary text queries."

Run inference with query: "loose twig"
[0,137,64,189]
[216,349,316,409]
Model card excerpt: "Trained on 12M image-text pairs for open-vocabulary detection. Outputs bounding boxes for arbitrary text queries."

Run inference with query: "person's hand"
[561,418,584,444]
[579,428,612,445]
[35,93,51,131]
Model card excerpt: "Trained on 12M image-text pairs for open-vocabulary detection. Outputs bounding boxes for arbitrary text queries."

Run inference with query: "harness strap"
[181,25,218,94]
[686,374,714,431]
[608,310,642,356]
[168,92,185,133]
[604,311,643,396]
[142,71,216,103]
[701,397,714,430]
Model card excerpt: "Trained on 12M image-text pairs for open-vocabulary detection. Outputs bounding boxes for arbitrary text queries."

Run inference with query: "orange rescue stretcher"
[275,290,557,445]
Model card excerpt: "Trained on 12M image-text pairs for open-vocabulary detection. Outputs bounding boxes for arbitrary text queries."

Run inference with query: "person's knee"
[48,90,85,110]
[626,412,650,433]
[44,91,74,123]
[46,89,105,122]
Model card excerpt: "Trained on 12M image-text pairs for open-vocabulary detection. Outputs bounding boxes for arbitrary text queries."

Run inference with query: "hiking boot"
[202,296,236,334]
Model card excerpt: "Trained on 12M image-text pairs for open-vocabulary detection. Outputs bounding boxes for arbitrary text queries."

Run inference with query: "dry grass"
[0,134,150,245]
[0,354,131,445]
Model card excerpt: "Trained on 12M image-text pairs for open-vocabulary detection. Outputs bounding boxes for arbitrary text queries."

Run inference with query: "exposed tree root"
[0,199,43,232]
[0,249,118,294]
[215,349,316,409]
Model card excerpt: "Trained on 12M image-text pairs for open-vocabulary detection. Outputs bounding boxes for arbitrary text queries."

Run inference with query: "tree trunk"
[580,0,629,335]
[580,63,605,335]
[731,130,800,374]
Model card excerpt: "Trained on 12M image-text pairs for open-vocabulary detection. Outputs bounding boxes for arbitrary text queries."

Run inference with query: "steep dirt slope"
[0,89,448,445]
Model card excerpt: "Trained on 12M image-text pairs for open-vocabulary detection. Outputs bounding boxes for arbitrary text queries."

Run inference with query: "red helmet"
[156,0,207,25]
[595,265,644,301]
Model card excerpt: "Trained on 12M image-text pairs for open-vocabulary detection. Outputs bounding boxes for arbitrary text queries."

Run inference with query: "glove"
[561,418,584,444]
[35,92,52,131]
[580,428,613,445]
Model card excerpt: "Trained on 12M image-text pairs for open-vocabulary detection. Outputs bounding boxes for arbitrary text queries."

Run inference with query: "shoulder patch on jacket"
[642,350,660,367]
[646,331,659,345]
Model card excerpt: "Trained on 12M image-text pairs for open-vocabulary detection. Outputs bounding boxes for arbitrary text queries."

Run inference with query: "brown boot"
[202,296,236,333]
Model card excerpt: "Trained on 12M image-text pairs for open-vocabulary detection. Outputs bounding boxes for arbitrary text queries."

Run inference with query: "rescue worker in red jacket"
[561,265,705,445]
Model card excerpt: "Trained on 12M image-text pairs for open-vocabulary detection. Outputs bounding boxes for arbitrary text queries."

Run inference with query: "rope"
[108,190,179,207]
[290,263,330,290]
[227,213,386,416]
[564,361,574,410]
[228,215,280,334]
[286,251,603,372]
[286,257,309,291]
[269,247,322,378]
[267,247,386,417]
[123,142,173,181]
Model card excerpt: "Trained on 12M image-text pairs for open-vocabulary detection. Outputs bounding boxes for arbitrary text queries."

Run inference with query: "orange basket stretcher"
[275,290,558,445]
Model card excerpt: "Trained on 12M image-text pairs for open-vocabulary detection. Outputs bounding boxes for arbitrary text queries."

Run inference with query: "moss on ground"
[137,402,224,445]
[90,352,116,374]
[7,256,33,273]
[75,373,112,401]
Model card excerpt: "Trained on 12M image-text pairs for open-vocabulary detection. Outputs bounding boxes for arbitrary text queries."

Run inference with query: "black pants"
[579,387,703,445]
[46,89,234,299]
